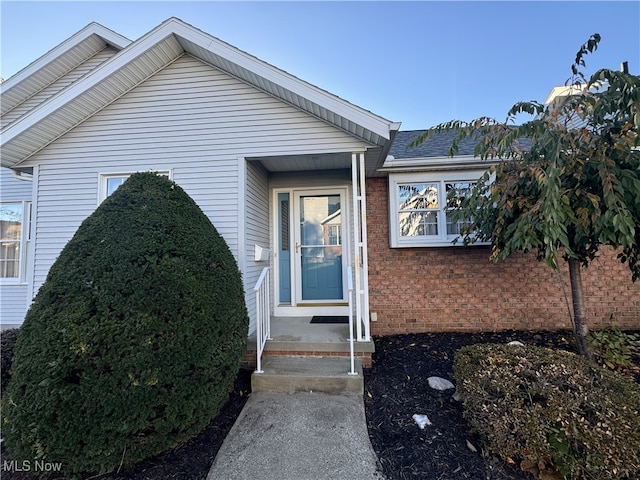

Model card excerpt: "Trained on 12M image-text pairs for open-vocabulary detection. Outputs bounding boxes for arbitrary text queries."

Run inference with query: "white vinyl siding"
[19,54,369,321]
[244,161,270,333]
[1,47,119,129]
[0,168,33,326]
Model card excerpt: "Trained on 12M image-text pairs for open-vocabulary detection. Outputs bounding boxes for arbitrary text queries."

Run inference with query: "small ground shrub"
[588,327,639,370]
[1,328,20,394]
[2,173,249,477]
[454,343,640,480]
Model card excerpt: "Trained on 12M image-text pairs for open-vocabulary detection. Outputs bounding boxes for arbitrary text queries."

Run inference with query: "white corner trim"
[237,156,247,276]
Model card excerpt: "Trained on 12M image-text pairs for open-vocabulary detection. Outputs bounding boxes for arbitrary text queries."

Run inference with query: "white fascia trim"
[3,17,397,148]
[1,22,181,144]
[167,18,396,140]
[1,23,132,92]
[380,155,502,173]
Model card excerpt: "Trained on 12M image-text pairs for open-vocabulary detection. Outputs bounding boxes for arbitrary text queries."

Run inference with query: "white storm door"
[293,189,347,304]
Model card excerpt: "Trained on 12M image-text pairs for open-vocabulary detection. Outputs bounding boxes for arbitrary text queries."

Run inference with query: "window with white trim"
[99,172,170,202]
[1,201,31,281]
[389,171,485,247]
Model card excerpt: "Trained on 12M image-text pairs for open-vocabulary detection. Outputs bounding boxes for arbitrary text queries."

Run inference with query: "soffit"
[1,18,398,169]
[248,147,384,177]
[1,24,132,116]
[1,36,184,167]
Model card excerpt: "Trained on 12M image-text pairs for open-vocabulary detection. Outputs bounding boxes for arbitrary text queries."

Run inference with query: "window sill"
[391,239,490,248]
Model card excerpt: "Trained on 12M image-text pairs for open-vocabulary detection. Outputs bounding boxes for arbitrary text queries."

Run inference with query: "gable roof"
[1,18,400,169]
[1,22,131,117]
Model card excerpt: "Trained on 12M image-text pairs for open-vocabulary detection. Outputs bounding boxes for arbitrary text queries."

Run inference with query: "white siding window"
[99,172,171,202]
[0,201,31,282]
[389,171,485,248]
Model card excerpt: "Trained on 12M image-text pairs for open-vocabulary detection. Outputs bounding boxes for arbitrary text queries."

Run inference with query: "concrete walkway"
[207,392,384,480]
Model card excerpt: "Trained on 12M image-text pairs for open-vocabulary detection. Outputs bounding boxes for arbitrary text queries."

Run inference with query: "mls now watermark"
[2,459,63,473]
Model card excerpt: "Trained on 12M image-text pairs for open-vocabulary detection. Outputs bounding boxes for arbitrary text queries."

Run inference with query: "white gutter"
[11,170,33,181]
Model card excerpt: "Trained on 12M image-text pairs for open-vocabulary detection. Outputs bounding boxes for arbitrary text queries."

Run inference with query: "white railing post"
[347,268,357,376]
[351,153,363,341]
[254,267,271,373]
[358,152,371,341]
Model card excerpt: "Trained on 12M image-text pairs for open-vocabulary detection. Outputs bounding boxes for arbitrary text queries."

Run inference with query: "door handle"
[295,242,301,253]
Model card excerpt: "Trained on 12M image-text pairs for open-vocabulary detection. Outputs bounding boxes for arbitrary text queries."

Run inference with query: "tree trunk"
[568,258,593,360]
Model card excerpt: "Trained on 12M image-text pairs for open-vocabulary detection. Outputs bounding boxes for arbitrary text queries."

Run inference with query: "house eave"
[0,23,132,116]
[377,154,502,174]
[1,18,399,168]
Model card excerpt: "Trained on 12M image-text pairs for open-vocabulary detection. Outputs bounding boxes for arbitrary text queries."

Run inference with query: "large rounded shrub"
[2,173,249,476]
[454,343,640,480]
[1,328,20,394]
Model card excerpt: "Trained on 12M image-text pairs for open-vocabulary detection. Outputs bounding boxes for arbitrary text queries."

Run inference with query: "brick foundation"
[366,177,640,335]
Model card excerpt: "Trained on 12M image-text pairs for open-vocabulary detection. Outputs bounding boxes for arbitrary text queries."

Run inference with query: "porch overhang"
[1,18,400,170]
[247,147,394,176]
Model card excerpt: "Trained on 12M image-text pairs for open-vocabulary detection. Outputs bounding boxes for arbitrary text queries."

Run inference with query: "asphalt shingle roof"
[389,129,533,160]
[389,130,480,159]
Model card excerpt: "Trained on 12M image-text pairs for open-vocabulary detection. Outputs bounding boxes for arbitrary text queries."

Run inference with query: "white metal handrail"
[254,266,271,373]
[347,268,357,376]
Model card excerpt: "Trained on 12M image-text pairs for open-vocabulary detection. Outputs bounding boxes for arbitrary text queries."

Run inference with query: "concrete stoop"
[251,356,364,395]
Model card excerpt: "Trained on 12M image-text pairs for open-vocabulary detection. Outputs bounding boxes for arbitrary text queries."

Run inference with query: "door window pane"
[299,194,343,300]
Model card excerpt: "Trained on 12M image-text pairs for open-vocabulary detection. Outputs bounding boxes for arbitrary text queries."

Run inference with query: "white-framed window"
[389,170,486,247]
[327,225,342,246]
[0,201,32,282]
[98,171,171,202]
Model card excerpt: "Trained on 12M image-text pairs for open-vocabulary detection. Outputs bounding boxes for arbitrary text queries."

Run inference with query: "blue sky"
[1,1,638,130]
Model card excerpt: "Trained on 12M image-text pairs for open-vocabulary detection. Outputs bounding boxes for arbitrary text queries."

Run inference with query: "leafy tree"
[2,173,249,476]
[412,35,640,358]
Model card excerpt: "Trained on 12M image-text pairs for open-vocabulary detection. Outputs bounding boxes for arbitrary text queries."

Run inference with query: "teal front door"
[294,190,345,303]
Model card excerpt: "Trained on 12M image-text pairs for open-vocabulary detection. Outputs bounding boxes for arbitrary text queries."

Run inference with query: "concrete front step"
[252,356,363,395]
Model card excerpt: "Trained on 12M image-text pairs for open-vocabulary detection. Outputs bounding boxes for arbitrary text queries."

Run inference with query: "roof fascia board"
[2,17,399,163]
[379,154,502,173]
[1,23,183,145]
[168,18,396,140]
[1,23,131,92]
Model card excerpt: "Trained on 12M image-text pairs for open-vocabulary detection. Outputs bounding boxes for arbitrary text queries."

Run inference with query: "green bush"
[1,328,20,394]
[454,343,640,480]
[2,173,249,477]
[588,327,639,370]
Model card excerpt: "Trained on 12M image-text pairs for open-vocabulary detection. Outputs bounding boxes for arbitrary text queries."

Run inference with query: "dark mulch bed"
[2,330,639,480]
[364,330,640,480]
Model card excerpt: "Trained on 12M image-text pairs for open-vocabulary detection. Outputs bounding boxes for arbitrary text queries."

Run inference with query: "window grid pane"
[0,204,23,278]
[398,183,439,210]
[398,183,440,237]
[445,182,475,237]
[399,211,438,237]
[106,177,127,197]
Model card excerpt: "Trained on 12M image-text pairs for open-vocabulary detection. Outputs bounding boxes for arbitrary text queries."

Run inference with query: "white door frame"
[273,186,350,317]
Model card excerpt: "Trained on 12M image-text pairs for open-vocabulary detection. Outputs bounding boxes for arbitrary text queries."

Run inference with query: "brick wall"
[366,177,640,335]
